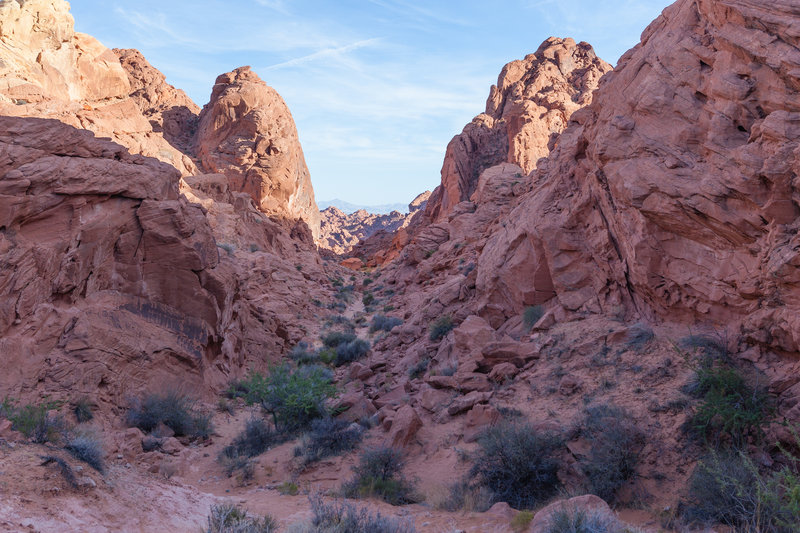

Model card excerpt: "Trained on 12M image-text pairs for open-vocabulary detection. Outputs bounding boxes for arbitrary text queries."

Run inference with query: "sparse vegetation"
[511,510,535,532]
[217,242,235,256]
[470,421,563,509]
[278,481,299,495]
[362,292,375,307]
[205,503,278,533]
[429,315,454,341]
[370,315,402,333]
[64,431,104,473]
[304,492,417,532]
[580,404,643,503]
[522,305,544,331]
[626,323,654,350]
[342,447,417,505]
[295,418,363,467]
[126,391,212,439]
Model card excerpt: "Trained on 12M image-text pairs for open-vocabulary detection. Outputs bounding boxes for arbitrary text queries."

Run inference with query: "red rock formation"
[425,38,611,222]
[477,0,800,354]
[114,48,200,154]
[193,67,321,238]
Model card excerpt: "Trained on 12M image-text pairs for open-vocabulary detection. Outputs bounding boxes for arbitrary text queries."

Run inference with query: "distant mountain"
[317,199,408,215]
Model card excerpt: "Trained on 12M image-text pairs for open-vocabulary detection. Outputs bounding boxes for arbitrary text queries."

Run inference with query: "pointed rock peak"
[193,66,321,238]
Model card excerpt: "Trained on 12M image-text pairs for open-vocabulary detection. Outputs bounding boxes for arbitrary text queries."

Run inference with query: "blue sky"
[71,0,669,206]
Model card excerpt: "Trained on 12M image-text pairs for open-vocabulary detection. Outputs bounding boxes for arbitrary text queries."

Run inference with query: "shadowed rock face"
[193,67,322,239]
[476,0,800,353]
[424,37,612,222]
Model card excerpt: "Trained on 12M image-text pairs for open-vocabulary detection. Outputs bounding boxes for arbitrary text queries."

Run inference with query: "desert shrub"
[334,338,370,366]
[580,404,644,503]
[437,480,493,513]
[322,331,356,349]
[687,363,770,448]
[545,507,621,533]
[4,399,65,443]
[470,421,563,509]
[64,432,104,473]
[205,503,278,533]
[522,305,544,331]
[626,323,654,350]
[342,447,417,505]
[222,417,278,460]
[680,334,727,359]
[290,341,316,365]
[242,365,335,433]
[72,398,93,423]
[429,315,454,341]
[370,315,402,333]
[217,243,235,256]
[126,391,212,439]
[296,418,363,467]
[362,292,375,306]
[220,454,255,481]
[306,492,417,532]
[325,315,355,329]
[407,358,429,380]
[39,455,78,488]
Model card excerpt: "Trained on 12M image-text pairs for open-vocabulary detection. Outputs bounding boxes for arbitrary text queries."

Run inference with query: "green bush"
[470,421,563,509]
[205,503,278,533]
[3,399,66,443]
[687,363,770,448]
[64,431,104,473]
[407,358,429,380]
[126,391,212,439]
[580,404,644,503]
[242,365,335,433]
[429,315,454,341]
[306,492,417,532]
[296,418,363,467]
[362,292,375,306]
[342,447,417,505]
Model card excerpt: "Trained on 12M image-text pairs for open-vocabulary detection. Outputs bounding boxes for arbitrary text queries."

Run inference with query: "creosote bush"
[205,503,278,533]
[470,421,563,509]
[580,404,644,503]
[296,418,363,467]
[342,447,417,505]
[370,315,402,333]
[126,391,212,439]
[429,315,454,341]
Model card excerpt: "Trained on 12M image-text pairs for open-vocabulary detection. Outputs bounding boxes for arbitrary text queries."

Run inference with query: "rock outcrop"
[193,67,321,238]
[476,0,800,353]
[424,38,611,222]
